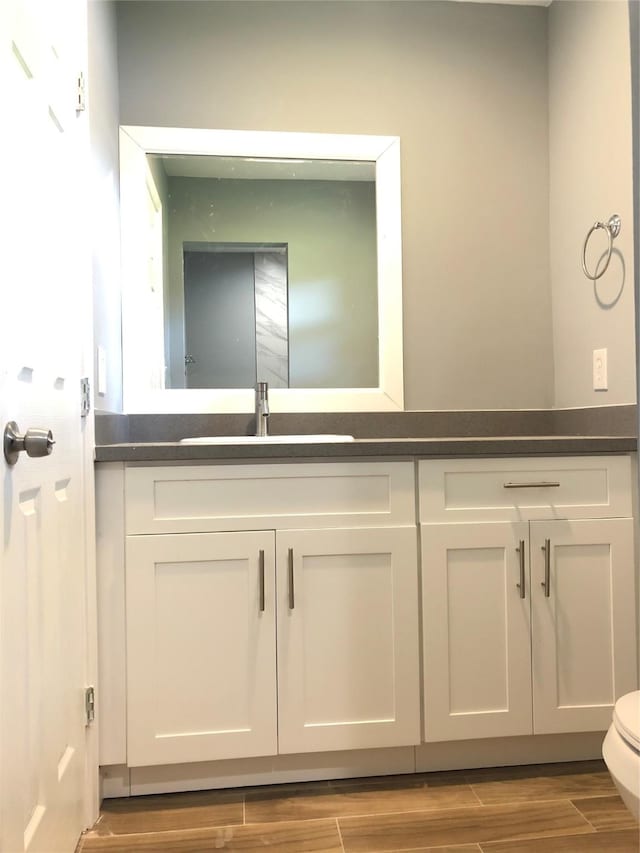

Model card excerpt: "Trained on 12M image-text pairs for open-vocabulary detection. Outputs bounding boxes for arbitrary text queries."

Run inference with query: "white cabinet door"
[422,522,533,742]
[126,531,277,766]
[276,527,420,754]
[531,518,637,734]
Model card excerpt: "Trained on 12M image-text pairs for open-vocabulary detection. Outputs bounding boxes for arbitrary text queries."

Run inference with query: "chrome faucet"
[255,382,269,436]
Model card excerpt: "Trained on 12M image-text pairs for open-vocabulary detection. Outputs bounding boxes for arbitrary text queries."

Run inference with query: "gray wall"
[164,176,378,391]
[631,0,640,450]
[116,0,552,411]
[549,1,636,408]
[88,0,121,413]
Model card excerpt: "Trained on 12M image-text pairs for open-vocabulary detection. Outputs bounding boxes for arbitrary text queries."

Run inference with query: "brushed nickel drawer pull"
[288,548,295,610]
[516,539,526,599]
[504,481,561,489]
[541,538,551,597]
[259,549,265,613]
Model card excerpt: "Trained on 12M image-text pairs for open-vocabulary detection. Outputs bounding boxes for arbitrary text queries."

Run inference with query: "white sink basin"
[179,434,355,445]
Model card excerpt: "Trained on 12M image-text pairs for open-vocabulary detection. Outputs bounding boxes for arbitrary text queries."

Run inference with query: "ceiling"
[152,154,376,182]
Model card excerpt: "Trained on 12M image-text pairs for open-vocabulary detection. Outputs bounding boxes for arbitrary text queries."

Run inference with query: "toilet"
[603,690,640,820]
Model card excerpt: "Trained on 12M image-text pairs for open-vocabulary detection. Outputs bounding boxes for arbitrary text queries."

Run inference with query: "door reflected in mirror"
[182,243,290,390]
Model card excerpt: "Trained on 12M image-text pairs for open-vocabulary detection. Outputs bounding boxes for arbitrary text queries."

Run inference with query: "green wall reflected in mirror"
[148,154,378,392]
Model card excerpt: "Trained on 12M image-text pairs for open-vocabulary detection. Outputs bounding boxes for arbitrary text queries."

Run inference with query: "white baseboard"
[100,731,607,798]
[101,764,131,799]
[415,731,605,772]
[127,746,415,797]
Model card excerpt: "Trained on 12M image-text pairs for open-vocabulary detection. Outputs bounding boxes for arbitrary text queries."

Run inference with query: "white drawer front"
[419,456,632,522]
[126,462,416,533]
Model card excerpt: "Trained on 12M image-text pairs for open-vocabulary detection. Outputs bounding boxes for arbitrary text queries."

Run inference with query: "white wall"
[88,0,121,413]
[549,0,636,408]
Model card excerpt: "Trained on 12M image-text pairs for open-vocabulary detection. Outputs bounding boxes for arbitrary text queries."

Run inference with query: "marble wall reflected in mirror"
[119,127,404,413]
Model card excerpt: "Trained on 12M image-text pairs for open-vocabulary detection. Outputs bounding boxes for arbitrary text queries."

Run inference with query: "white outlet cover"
[593,348,608,391]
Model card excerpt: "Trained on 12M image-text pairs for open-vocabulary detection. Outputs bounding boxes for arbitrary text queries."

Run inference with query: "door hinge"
[81,377,91,417]
[76,72,86,112]
[85,686,95,725]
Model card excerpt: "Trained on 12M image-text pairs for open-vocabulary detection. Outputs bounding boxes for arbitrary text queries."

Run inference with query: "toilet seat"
[613,691,640,752]
[603,691,640,821]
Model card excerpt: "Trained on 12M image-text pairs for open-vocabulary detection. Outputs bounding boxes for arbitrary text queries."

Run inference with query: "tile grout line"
[467,784,485,807]
[306,794,612,826]
[245,801,489,826]
[467,789,619,809]
[566,797,599,833]
[246,783,500,822]
[322,799,608,853]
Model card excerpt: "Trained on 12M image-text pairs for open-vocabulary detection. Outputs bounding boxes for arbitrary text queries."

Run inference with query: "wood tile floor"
[80,760,639,852]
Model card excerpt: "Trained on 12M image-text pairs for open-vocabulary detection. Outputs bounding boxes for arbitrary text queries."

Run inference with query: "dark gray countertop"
[94,435,636,463]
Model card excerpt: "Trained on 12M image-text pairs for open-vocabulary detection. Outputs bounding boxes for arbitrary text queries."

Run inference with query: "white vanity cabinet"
[104,461,420,768]
[126,530,278,767]
[275,525,420,756]
[419,456,637,743]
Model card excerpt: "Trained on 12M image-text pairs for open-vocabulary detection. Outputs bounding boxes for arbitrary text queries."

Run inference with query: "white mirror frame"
[120,126,404,413]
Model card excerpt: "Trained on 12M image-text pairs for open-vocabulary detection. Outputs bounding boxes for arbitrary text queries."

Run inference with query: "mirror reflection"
[146,153,378,391]
[182,243,289,389]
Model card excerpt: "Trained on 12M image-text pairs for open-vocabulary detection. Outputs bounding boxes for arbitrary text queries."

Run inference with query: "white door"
[1,0,92,850]
[531,518,637,734]
[126,531,278,767]
[276,527,420,755]
[183,251,257,389]
[421,522,533,742]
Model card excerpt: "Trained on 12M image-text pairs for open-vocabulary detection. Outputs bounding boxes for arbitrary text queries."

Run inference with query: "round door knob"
[4,421,55,466]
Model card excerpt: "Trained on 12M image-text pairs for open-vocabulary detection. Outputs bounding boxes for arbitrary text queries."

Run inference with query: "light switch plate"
[593,348,607,391]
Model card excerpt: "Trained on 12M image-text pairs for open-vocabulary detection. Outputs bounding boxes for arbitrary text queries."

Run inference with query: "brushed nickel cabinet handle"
[516,539,526,599]
[541,538,551,597]
[504,481,561,489]
[288,548,295,610]
[259,549,265,612]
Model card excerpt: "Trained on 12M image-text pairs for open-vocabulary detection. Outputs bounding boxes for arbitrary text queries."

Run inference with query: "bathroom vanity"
[95,440,637,797]
[122,461,419,766]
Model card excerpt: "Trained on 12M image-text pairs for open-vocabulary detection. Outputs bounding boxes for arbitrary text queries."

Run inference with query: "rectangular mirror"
[120,127,404,413]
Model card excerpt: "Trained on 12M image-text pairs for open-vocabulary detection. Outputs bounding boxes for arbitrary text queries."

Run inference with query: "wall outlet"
[593,348,607,391]
[97,346,107,396]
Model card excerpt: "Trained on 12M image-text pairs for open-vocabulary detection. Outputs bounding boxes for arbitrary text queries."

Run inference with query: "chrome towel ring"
[581,214,621,280]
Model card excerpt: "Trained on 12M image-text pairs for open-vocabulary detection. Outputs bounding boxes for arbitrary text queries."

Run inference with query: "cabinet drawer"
[126,461,415,534]
[419,456,632,522]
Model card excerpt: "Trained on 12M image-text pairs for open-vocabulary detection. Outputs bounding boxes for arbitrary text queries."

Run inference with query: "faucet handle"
[256,381,269,395]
